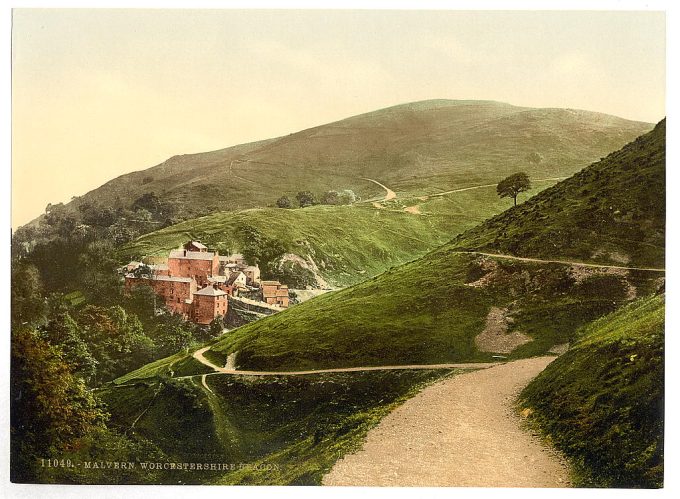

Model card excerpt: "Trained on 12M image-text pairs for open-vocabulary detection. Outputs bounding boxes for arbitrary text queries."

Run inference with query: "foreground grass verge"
[101,368,464,484]
[519,294,664,488]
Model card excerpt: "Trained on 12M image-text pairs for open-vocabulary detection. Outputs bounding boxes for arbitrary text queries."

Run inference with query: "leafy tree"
[11,330,107,482]
[42,311,98,383]
[296,191,316,208]
[152,314,195,356]
[77,239,121,305]
[43,202,78,238]
[276,196,292,208]
[11,262,46,329]
[338,189,358,204]
[209,316,225,338]
[77,202,116,228]
[76,305,155,382]
[497,172,531,206]
[132,192,161,213]
[320,190,340,205]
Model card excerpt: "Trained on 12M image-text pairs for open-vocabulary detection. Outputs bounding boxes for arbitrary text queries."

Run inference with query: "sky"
[11,9,666,229]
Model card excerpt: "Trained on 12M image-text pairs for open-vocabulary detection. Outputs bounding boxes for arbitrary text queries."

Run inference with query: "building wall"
[243,266,261,285]
[168,255,219,286]
[193,293,228,324]
[125,276,196,316]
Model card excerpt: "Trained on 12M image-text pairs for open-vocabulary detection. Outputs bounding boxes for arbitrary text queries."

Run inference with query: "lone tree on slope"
[296,191,316,208]
[497,172,531,207]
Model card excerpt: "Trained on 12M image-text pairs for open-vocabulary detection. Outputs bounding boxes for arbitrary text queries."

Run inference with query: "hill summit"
[47,99,651,223]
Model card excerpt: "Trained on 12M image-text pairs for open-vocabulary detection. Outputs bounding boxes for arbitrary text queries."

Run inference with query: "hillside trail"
[323,356,570,487]
[457,251,665,273]
[361,177,397,202]
[190,346,499,377]
[430,177,568,198]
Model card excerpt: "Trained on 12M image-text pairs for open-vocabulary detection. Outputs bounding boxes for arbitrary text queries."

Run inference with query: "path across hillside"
[457,251,666,273]
[430,177,568,197]
[323,356,570,487]
[361,177,397,201]
[191,346,499,377]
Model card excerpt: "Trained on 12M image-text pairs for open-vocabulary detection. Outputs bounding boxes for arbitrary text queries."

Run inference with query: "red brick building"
[125,275,196,316]
[125,240,280,323]
[192,285,229,324]
[168,247,220,287]
[261,280,290,308]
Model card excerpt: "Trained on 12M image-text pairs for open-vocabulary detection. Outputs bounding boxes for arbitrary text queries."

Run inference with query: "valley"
[12,103,665,488]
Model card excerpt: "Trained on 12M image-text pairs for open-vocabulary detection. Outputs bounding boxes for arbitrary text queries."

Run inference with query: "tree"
[296,191,316,208]
[11,262,46,329]
[338,189,357,204]
[276,196,292,208]
[497,172,531,206]
[11,330,106,482]
[320,190,339,205]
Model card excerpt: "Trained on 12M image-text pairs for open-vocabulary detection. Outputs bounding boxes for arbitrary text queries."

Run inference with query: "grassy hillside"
[454,119,665,268]
[104,120,665,486]
[127,121,660,373]
[101,368,463,485]
[119,180,558,287]
[46,100,650,223]
[519,294,664,488]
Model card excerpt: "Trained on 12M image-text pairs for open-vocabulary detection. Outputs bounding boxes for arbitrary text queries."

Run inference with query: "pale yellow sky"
[11,9,665,229]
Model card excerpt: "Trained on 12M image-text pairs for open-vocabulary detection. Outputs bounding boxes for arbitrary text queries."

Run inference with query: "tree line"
[276,189,358,209]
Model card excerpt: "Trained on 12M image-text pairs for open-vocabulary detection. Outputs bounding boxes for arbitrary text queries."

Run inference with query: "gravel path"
[191,346,499,377]
[323,356,570,487]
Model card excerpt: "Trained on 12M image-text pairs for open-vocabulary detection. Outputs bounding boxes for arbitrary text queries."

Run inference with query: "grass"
[519,294,664,488]
[454,120,665,269]
[48,99,650,229]
[114,121,665,374]
[119,182,555,287]
[101,368,463,485]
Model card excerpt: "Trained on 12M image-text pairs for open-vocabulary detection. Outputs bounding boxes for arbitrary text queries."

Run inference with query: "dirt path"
[361,177,397,201]
[458,251,665,273]
[323,356,569,487]
[191,346,499,377]
[430,177,568,198]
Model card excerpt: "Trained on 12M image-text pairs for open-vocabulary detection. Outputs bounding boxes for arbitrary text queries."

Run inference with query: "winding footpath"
[323,356,570,487]
[361,177,397,201]
[458,251,665,273]
[191,346,499,377]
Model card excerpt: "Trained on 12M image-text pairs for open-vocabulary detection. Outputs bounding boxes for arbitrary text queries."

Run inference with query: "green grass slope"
[46,100,650,223]
[454,119,665,268]
[119,181,557,287]
[152,121,662,372]
[519,294,664,488]
[101,368,461,485]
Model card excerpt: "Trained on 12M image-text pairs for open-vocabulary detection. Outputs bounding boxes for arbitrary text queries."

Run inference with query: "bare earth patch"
[323,357,570,487]
[475,307,532,354]
[569,265,637,300]
[403,205,422,215]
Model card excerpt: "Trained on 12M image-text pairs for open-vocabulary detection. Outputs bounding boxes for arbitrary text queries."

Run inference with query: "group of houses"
[124,241,289,324]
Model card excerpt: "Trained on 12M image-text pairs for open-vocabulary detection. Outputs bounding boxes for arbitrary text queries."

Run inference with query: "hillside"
[454,119,666,268]
[119,121,665,375]
[45,100,651,223]
[119,179,559,287]
[103,121,665,486]
[519,294,664,488]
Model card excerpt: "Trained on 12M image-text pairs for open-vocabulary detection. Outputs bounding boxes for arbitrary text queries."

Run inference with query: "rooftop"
[169,249,216,261]
[127,274,193,283]
[187,241,207,250]
[194,286,228,297]
[226,272,246,285]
